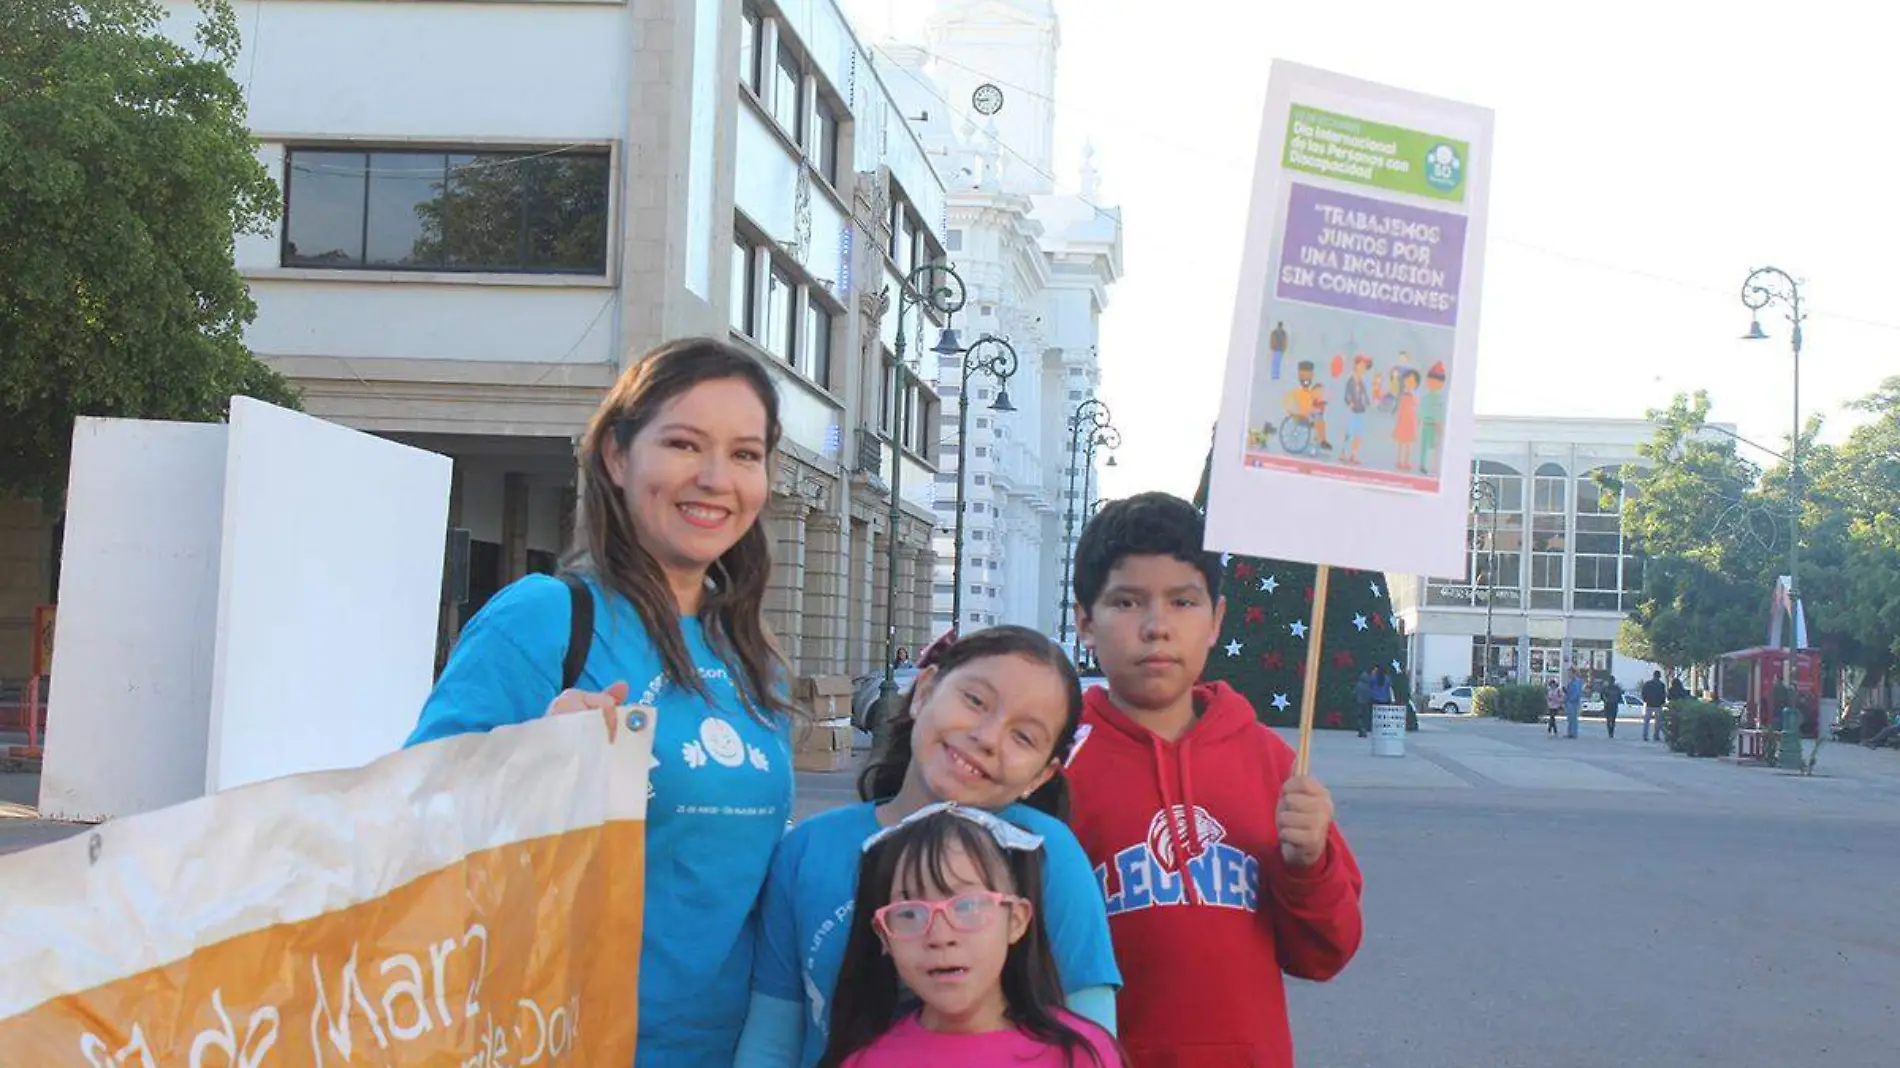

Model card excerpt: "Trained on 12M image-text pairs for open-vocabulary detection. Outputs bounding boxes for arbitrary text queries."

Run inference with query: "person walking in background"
[1352,669,1374,738]
[1599,675,1626,739]
[1369,666,1395,723]
[1545,680,1563,736]
[1563,670,1584,739]
[1641,670,1669,743]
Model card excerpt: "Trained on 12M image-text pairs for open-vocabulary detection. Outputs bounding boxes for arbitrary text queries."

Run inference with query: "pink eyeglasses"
[873,891,1024,940]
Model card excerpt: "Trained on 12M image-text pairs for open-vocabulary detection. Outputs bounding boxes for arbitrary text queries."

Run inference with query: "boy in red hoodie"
[1063,492,1363,1067]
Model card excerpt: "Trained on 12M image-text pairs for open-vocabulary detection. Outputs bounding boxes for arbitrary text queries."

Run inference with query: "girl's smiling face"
[904,654,1071,810]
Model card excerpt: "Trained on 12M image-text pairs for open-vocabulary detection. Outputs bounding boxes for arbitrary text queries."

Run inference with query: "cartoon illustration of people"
[1268,320,1289,381]
[1281,360,1333,454]
[1392,367,1421,471]
[1342,353,1372,465]
[1419,362,1448,474]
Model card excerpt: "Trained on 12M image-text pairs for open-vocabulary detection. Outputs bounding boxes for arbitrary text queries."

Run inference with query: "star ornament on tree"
[1352,613,1370,632]
[1259,575,1279,593]
[1271,693,1292,712]
[1224,639,1243,658]
[1289,620,1308,639]
[1369,580,1383,597]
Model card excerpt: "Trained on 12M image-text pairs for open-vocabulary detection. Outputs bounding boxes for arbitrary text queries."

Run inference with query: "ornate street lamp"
[1058,398,1112,659]
[881,263,966,716]
[948,334,1018,634]
[1739,265,1807,765]
[1470,476,1500,683]
[1081,425,1121,523]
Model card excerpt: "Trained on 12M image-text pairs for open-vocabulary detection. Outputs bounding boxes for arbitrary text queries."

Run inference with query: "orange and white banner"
[0,709,652,1067]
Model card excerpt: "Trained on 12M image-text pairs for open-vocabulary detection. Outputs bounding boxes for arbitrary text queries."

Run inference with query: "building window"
[1529,462,1567,610]
[774,45,804,145]
[283,147,610,273]
[974,474,988,486]
[730,238,754,336]
[946,228,963,251]
[1574,467,1633,613]
[765,264,796,362]
[973,502,986,514]
[975,446,989,457]
[976,417,989,429]
[803,297,834,389]
[739,5,762,95]
[814,96,841,187]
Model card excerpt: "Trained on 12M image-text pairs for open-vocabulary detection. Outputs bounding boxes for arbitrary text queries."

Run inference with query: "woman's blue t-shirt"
[753,801,1122,1068]
[407,573,793,1068]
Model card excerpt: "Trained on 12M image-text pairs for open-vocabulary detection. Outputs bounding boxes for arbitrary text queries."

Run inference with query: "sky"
[841,0,1899,502]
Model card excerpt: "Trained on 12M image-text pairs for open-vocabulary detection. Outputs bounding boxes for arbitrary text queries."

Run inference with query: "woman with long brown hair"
[407,338,795,1068]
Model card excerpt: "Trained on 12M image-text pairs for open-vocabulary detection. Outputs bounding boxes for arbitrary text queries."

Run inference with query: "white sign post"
[1204,62,1495,771]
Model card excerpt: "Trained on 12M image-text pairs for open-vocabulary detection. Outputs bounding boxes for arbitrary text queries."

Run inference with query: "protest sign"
[1204,62,1494,770]
[0,708,652,1067]
[1206,61,1494,579]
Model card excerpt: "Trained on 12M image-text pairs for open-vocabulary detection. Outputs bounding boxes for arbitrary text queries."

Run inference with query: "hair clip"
[861,802,1045,855]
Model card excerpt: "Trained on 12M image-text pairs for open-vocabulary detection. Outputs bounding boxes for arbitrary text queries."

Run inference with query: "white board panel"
[206,398,451,792]
[38,419,230,822]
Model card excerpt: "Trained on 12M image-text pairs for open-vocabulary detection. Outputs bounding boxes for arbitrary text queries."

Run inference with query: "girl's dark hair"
[816,811,1111,1068]
[567,337,790,720]
[857,625,1082,819]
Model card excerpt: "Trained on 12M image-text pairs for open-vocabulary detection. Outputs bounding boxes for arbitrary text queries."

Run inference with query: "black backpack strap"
[558,572,594,691]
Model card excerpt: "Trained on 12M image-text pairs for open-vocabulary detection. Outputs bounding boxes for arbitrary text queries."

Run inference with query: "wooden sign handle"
[1294,564,1332,777]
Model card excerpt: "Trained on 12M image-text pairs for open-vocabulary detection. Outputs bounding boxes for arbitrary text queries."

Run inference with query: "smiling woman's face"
[606,376,770,597]
[904,653,1070,810]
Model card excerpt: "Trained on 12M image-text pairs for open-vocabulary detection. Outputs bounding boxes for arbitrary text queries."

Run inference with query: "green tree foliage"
[1792,377,1900,695]
[0,0,297,504]
[1617,393,1776,669]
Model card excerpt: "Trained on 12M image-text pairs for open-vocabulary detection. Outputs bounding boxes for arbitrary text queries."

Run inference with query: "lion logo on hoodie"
[1145,804,1227,872]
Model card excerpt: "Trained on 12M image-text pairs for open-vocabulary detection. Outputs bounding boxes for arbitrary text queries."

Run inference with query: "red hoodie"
[1065,682,1364,1068]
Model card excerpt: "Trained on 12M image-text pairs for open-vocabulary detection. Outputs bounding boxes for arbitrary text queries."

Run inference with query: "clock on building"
[971,83,1005,116]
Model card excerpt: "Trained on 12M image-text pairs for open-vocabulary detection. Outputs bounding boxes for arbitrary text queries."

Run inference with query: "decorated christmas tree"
[1192,445,1414,730]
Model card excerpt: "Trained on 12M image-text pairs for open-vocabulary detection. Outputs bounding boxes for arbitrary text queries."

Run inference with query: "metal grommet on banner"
[624,706,648,732]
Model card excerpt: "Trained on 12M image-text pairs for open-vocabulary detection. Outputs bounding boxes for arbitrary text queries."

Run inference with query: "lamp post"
[881,262,967,717]
[1739,266,1806,763]
[1059,397,1112,658]
[1081,425,1121,521]
[1470,477,1500,683]
[949,334,1019,635]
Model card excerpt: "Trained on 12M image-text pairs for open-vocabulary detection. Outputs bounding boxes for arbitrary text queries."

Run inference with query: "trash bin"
[1370,703,1406,757]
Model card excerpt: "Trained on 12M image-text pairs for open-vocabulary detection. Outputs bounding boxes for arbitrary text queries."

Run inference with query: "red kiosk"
[1721,577,1819,760]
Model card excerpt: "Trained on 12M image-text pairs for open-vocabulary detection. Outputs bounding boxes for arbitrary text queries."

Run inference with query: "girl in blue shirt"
[407,339,795,1068]
[736,626,1122,1067]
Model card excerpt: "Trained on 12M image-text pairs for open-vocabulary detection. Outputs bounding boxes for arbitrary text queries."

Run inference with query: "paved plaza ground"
[6,717,1897,1064]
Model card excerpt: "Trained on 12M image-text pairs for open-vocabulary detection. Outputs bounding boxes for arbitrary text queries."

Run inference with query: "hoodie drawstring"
[1177,737,1205,904]
[1150,735,1204,906]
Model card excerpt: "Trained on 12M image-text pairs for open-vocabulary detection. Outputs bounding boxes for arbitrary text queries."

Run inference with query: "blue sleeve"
[1023,813,1123,992]
[406,574,571,748]
[732,991,803,1068]
[1065,985,1118,1036]
[752,826,806,1002]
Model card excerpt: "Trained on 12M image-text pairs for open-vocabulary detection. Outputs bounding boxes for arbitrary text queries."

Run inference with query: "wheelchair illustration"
[1278,413,1321,457]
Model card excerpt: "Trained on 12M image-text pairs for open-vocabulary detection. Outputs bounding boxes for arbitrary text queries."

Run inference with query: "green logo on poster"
[1424,142,1463,193]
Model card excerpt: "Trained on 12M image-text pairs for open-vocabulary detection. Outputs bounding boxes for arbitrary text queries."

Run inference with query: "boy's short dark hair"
[1073,492,1223,615]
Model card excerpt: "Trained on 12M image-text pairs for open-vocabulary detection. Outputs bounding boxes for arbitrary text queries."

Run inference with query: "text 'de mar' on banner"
[0,708,653,1067]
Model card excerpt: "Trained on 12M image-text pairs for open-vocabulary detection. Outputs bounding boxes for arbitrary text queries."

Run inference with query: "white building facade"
[872,0,1124,642]
[178,0,959,679]
[1386,417,1674,694]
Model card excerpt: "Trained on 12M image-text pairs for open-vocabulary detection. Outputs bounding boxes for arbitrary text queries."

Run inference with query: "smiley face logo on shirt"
[699,717,746,768]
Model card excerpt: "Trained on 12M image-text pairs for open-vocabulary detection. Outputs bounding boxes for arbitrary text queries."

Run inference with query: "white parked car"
[1582,691,1647,715]
[1428,686,1476,715]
